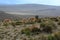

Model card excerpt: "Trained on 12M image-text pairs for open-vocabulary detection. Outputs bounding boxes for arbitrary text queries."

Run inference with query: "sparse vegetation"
[21,28,31,36]
[58,21,60,25]
[3,22,9,26]
[40,20,57,33]
[0,16,60,40]
[54,32,60,40]
[21,27,41,35]
[48,35,55,40]
[26,22,35,24]
[11,22,16,27]
[15,21,22,25]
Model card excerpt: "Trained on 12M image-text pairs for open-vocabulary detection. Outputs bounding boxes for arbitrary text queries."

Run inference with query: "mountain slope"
[0,11,20,20]
[0,4,60,16]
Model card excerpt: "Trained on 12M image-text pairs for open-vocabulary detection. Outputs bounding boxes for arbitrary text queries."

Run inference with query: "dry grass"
[0,16,60,40]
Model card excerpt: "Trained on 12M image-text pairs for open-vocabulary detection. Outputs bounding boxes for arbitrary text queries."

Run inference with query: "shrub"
[35,15,39,20]
[15,21,22,25]
[3,22,9,26]
[43,25,52,33]
[54,32,60,40]
[58,21,60,25]
[47,32,60,40]
[40,20,57,33]
[37,19,41,23]
[50,17,58,22]
[40,22,46,28]
[48,35,56,40]
[31,27,41,35]
[11,22,16,27]
[21,27,41,35]
[26,22,35,24]
[21,28,31,36]
[40,35,47,40]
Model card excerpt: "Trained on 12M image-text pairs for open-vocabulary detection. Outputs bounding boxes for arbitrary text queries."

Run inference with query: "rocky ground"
[0,17,60,40]
[0,23,59,40]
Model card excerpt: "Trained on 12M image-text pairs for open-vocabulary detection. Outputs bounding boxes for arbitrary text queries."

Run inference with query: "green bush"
[35,15,39,20]
[21,28,31,36]
[48,35,56,40]
[47,32,60,40]
[43,25,52,33]
[11,22,16,27]
[50,17,58,22]
[3,23,9,26]
[31,27,41,35]
[40,22,46,28]
[40,20,56,33]
[26,22,35,24]
[58,21,60,25]
[15,21,22,25]
[41,35,47,40]
[21,27,41,35]
[37,19,41,23]
[54,32,60,40]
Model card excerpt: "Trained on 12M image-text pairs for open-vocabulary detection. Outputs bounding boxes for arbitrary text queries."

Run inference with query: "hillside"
[0,11,20,20]
[0,4,60,16]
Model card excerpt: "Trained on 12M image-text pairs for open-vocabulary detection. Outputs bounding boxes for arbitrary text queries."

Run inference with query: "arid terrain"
[0,4,60,40]
[0,15,60,40]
